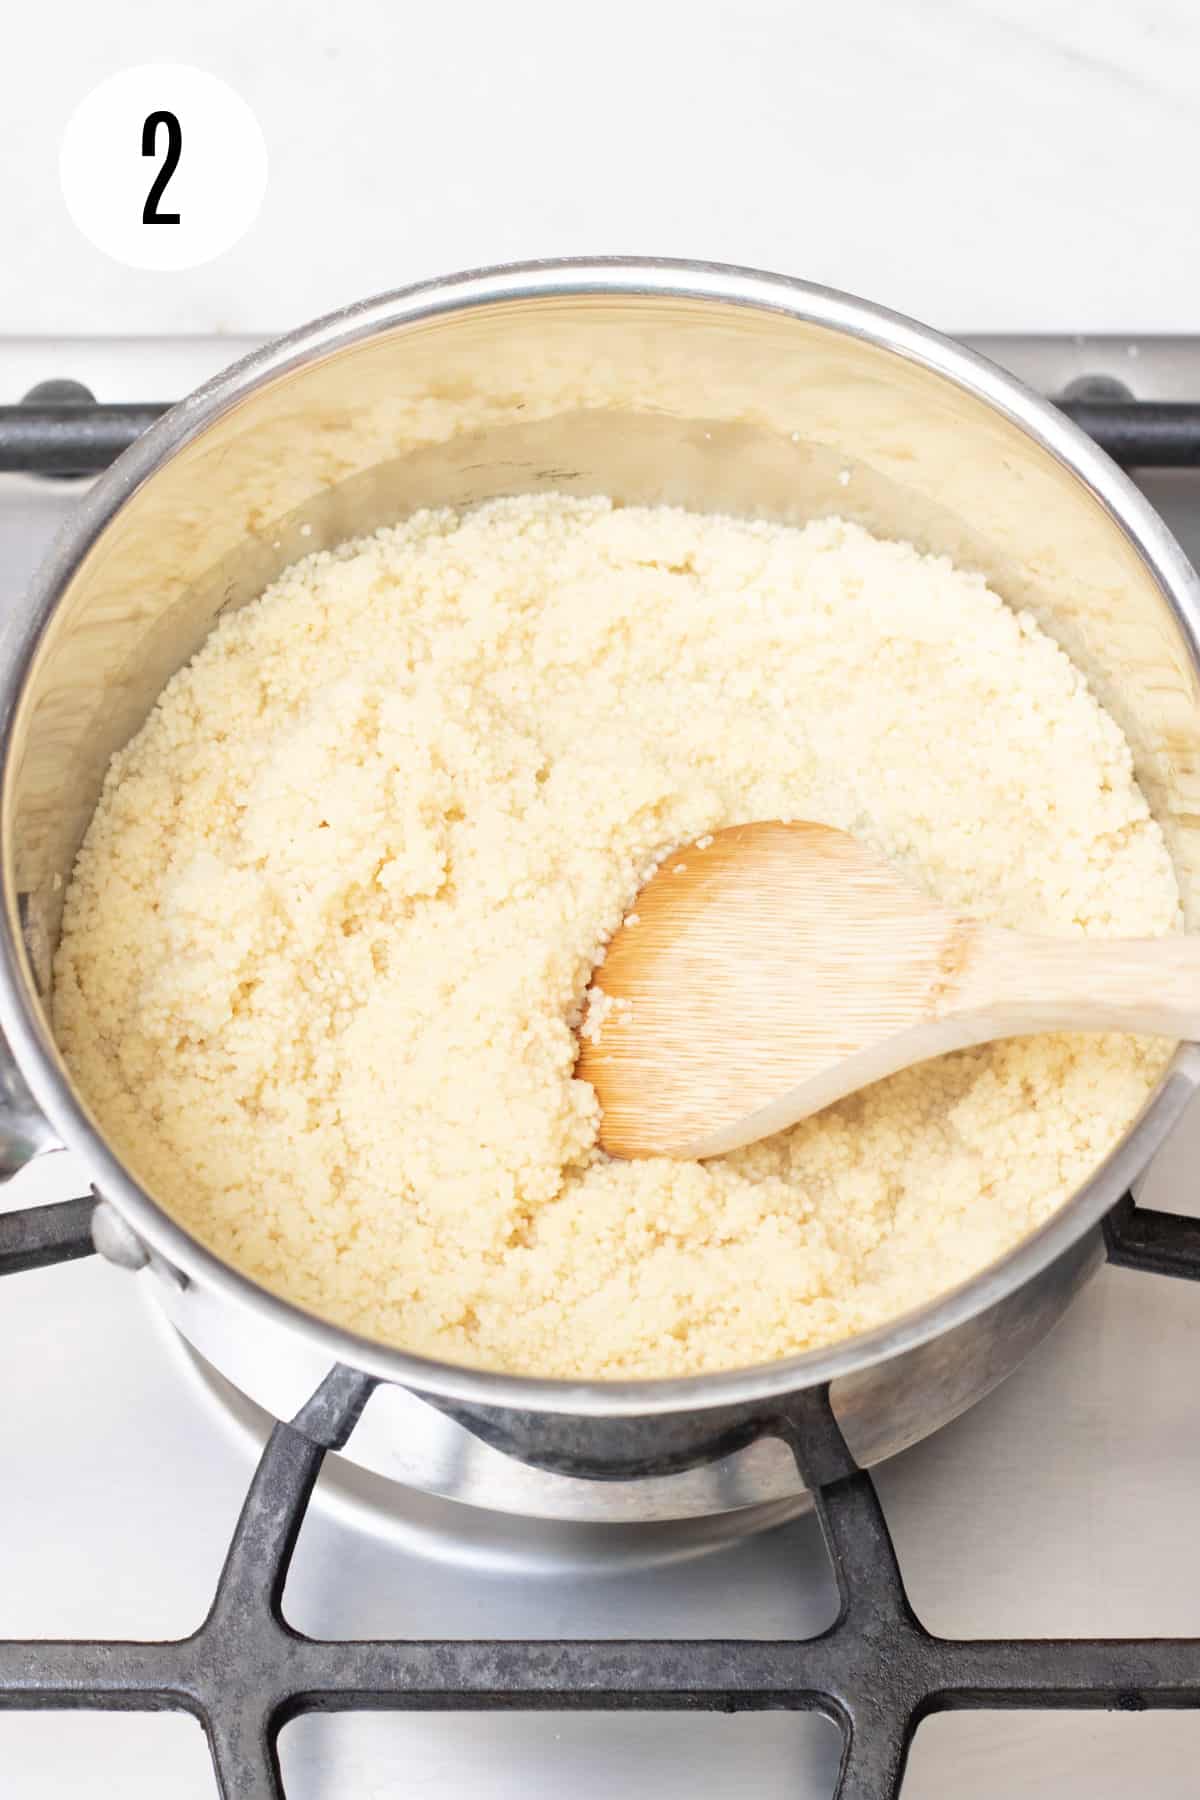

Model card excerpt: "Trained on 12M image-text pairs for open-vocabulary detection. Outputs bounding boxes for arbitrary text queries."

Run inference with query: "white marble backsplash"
[3,0,1199,337]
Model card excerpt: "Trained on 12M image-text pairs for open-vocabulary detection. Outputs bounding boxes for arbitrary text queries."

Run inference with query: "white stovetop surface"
[4,0,1200,338]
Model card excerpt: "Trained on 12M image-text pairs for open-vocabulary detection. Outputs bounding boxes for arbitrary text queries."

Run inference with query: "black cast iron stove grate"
[1,1192,1199,1800]
[3,390,1200,1798]
[4,387,1200,476]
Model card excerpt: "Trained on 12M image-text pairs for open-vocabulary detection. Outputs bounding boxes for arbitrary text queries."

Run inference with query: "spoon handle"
[961,928,1200,1040]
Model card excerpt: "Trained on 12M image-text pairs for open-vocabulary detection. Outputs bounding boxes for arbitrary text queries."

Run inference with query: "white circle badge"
[60,65,268,272]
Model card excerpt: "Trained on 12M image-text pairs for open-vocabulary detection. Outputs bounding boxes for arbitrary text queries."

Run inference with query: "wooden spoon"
[577,820,1193,1160]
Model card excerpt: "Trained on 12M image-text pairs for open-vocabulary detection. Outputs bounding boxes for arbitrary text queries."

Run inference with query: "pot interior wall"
[9,289,1200,1043]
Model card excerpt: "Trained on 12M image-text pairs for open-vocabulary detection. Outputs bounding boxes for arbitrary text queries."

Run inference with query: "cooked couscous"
[54,496,1179,1376]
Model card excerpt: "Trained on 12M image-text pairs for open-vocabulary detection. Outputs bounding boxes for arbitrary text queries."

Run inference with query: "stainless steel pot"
[4,259,1200,1524]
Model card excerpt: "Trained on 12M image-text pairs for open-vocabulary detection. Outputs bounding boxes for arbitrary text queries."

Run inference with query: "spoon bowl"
[578,821,1193,1159]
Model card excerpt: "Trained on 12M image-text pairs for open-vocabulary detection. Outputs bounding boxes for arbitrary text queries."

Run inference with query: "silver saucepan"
[4,259,1200,1523]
